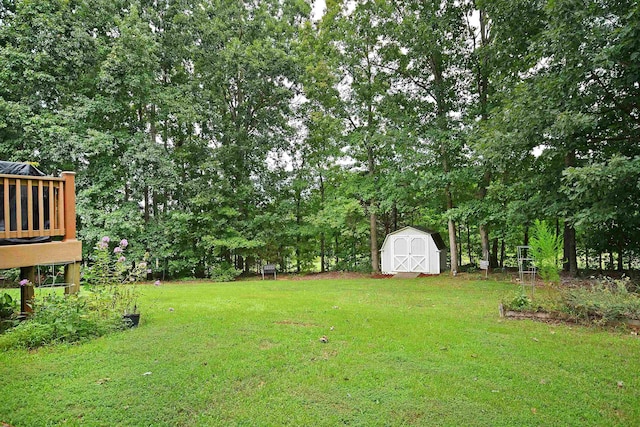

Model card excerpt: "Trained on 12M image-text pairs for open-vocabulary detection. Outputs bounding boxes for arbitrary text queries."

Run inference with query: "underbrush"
[503,276,640,325]
[0,290,127,350]
[561,277,640,323]
[0,292,19,333]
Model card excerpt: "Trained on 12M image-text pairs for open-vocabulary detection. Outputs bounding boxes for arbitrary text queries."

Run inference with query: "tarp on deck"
[0,161,45,177]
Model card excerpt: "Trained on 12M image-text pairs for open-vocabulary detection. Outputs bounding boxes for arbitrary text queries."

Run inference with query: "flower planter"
[123,313,140,327]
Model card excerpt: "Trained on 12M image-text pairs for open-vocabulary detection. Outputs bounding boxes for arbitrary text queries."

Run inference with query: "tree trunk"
[490,238,499,268]
[585,247,589,270]
[499,239,505,268]
[448,218,458,274]
[479,224,490,264]
[467,224,473,265]
[562,150,577,276]
[457,223,463,268]
[152,190,158,219]
[144,185,150,223]
[124,182,130,203]
[319,174,326,273]
[392,203,398,231]
[320,234,326,273]
[617,244,624,271]
[609,251,614,270]
[370,211,379,273]
[563,222,577,276]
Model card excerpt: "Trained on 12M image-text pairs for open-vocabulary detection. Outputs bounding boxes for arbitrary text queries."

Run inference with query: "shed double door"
[392,235,429,272]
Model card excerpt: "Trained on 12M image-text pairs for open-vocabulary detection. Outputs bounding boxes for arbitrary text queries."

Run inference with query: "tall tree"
[393,0,472,273]
[313,0,398,273]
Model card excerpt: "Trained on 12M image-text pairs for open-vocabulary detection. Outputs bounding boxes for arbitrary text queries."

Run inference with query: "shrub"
[84,237,147,315]
[509,293,533,310]
[0,236,147,350]
[0,292,124,350]
[0,268,21,286]
[0,292,18,333]
[210,262,242,282]
[529,220,562,285]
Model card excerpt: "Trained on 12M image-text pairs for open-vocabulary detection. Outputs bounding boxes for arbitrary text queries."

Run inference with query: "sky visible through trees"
[0,0,638,277]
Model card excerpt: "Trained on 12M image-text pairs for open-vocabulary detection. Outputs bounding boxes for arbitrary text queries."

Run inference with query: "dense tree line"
[1,0,638,277]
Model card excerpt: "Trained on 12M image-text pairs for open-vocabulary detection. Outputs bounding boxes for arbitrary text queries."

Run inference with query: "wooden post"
[61,172,81,294]
[61,172,76,241]
[64,262,81,294]
[19,266,35,314]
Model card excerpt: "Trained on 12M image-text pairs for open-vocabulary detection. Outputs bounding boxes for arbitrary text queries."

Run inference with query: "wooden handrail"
[0,172,76,240]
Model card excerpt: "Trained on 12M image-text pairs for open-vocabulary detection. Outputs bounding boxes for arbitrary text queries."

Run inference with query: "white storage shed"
[380,226,447,275]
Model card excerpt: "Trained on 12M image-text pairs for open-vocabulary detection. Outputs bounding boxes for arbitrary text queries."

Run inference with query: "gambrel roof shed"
[380,226,447,275]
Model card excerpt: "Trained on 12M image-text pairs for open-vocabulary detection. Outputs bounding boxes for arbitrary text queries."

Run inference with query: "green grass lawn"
[1,275,639,426]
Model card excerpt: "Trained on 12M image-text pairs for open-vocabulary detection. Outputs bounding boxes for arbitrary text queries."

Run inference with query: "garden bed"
[499,303,640,331]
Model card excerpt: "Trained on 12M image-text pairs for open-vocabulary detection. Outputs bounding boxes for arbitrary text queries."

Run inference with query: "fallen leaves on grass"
[96,378,111,385]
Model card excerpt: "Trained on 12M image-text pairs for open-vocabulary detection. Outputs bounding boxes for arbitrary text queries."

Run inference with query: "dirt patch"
[274,320,318,327]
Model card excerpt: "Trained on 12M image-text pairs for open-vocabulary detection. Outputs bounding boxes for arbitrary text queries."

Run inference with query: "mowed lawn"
[1,276,639,426]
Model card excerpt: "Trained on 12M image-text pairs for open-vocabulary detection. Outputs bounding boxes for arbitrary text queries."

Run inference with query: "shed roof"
[381,226,447,251]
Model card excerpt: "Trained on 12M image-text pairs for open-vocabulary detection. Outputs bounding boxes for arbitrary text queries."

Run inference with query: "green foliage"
[0,269,21,284]
[507,293,533,310]
[84,237,147,314]
[561,277,640,323]
[0,291,124,350]
[0,293,18,333]
[530,220,562,284]
[0,234,147,350]
[0,293,16,319]
[210,262,242,283]
[2,0,639,278]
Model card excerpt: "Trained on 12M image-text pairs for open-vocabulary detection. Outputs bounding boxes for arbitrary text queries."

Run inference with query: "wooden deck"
[0,171,81,310]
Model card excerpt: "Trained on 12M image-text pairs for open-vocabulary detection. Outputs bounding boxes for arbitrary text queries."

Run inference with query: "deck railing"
[0,172,76,241]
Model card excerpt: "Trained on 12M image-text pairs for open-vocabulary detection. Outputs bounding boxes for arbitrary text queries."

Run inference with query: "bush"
[0,291,125,350]
[84,236,146,315]
[210,262,242,282]
[508,293,533,310]
[0,292,18,333]
[0,268,21,287]
[529,220,562,285]
[0,236,147,350]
